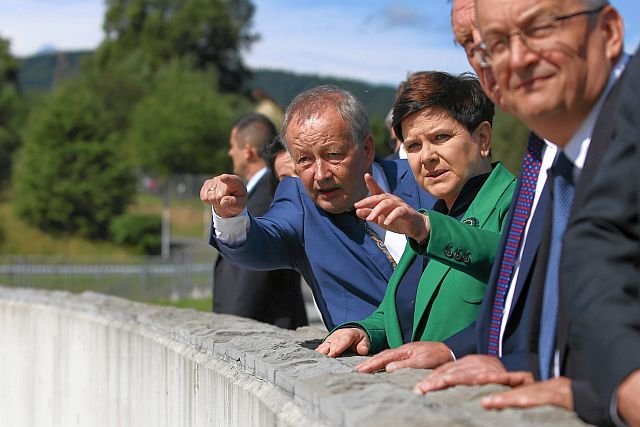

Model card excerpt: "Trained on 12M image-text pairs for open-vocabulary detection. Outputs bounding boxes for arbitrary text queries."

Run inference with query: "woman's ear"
[473,121,492,159]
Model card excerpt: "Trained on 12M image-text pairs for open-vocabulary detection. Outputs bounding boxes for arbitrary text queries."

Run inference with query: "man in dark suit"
[412,0,628,422]
[200,86,435,330]
[357,0,627,408]
[559,50,640,427]
[213,113,308,330]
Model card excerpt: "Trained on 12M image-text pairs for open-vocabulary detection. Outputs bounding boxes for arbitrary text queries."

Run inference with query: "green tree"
[127,60,249,177]
[13,79,134,239]
[370,115,393,158]
[0,35,24,186]
[96,0,257,92]
[492,109,528,175]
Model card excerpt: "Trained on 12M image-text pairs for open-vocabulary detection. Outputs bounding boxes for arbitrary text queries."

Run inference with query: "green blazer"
[343,163,516,353]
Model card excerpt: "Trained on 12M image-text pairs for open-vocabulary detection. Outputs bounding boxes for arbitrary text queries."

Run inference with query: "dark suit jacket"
[561,52,640,426]
[513,56,632,426]
[449,73,625,384]
[214,171,308,330]
[210,160,436,330]
[445,133,551,373]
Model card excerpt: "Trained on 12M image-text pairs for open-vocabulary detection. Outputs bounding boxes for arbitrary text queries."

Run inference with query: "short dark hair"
[392,71,494,142]
[262,135,287,182]
[233,113,277,160]
[281,85,370,149]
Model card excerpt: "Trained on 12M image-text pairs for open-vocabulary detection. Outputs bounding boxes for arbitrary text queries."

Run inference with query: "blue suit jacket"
[445,134,552,372]
[210,160,436,330]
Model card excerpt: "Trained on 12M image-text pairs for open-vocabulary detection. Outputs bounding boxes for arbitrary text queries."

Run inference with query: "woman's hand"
[354,173,431,242]
[315,328,370,358]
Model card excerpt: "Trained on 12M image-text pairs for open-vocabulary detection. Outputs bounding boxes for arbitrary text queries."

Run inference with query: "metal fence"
[0,255,213,303]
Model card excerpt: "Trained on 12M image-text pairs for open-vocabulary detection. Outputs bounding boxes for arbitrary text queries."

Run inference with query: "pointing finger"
[364,173,385,196]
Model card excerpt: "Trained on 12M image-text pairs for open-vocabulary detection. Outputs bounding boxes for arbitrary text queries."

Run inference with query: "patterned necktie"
[487,133,544,356]
[538,152,575,379]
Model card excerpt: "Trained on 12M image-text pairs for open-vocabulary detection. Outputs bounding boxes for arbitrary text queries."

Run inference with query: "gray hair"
[280,85,371,149]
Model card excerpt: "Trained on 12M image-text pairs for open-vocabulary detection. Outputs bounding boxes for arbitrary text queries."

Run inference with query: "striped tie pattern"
[487,133,544,356]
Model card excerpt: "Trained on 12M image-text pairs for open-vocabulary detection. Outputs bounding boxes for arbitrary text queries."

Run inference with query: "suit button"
[454,249,463,261]
[463,252,471,264]
[444,244,453,258]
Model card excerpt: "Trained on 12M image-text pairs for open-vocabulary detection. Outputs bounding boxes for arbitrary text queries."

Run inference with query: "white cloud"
[245,1,471,85]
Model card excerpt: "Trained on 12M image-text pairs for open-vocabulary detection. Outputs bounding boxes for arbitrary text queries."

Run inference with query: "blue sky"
[0,0,638,86]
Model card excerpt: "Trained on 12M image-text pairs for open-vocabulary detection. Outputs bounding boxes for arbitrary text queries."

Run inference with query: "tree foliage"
[127,60,249,177]
[492,109,528,175]
[97,0,257,92]
[370,115,393,158]
[0,35,24,186]
[109,213,161,254]
[13,80,134,238]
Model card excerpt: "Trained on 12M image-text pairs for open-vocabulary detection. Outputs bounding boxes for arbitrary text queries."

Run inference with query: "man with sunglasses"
[408,0,629,423]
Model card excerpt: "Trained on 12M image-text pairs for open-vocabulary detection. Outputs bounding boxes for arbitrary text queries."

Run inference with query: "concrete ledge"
[0,287,590,426]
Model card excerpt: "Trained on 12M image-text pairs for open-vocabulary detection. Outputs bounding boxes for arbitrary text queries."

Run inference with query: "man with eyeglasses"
[407,0,629,423]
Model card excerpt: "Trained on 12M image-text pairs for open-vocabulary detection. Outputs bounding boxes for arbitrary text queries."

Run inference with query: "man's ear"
[599,5,624,63]
[473,121,492,158]
[243,144,256,161]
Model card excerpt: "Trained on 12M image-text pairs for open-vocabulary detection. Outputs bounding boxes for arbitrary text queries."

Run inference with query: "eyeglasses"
[478,4,606,68]
[455,36,488,69]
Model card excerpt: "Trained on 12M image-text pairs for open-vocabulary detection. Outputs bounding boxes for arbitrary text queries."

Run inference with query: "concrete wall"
[0,287,590,427]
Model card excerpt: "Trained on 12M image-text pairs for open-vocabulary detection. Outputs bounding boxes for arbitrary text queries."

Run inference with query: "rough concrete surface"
[0,287,592,427]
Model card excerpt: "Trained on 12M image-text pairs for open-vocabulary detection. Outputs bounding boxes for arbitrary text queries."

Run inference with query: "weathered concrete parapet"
[0,287,590,427]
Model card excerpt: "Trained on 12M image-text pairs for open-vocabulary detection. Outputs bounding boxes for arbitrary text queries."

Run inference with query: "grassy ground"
[150,296,212,312]
[0,200,134,258]
[0,192,209,256]
[0,191,213,311]
[128,194,210,239]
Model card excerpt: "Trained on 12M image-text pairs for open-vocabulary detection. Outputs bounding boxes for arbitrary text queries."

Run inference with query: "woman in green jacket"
[317,71,516,357]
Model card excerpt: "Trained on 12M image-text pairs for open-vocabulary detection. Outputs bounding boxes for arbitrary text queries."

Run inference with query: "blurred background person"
[262,135,297,184]
[213,113,307,329]
[385,79,409,160]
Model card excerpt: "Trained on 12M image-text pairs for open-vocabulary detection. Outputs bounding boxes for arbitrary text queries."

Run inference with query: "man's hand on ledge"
[355,342,453,373]
[480,375,572,411]
[200,174,248,218]
[413,354,508,394]
[315,328,370,358]
[618,369,640,427]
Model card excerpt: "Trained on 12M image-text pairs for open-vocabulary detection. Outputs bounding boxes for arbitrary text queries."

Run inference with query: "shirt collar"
[432,169,491,219]
[563,53,630,172]
[246,167,268,193]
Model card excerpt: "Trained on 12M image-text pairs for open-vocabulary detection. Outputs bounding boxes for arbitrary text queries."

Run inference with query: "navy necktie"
[539,152,575,380]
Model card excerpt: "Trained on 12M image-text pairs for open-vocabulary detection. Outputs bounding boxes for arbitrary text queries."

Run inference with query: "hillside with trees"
[1,0,527,254]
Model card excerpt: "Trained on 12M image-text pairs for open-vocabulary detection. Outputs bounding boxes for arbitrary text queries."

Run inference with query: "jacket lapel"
[386,248,417,345]
[412,262,451,340]
[507,181,551,318]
